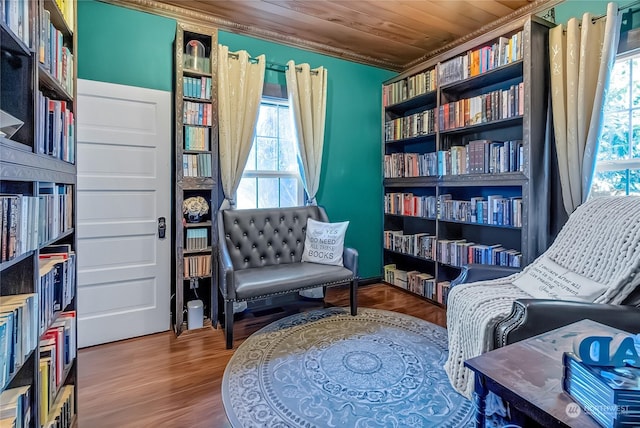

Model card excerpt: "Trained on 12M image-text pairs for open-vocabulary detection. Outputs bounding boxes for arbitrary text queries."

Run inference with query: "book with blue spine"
[563,352,640,427]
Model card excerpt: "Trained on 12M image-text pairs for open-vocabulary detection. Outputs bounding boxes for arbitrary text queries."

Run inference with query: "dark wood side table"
[465,319,631,427]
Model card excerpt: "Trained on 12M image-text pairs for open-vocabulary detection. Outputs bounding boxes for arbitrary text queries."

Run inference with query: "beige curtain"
[549,2,621,215]
[285,61,328,205]
[218,45,265,209]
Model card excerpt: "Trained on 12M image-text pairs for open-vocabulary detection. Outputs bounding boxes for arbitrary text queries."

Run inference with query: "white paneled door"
[76,79,172,348]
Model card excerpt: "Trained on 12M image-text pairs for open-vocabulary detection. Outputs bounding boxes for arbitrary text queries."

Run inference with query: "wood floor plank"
[78,283,446,427]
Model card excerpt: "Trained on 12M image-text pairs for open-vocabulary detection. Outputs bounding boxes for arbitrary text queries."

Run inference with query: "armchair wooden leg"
[225,300,234,349]
[350,278,358,316]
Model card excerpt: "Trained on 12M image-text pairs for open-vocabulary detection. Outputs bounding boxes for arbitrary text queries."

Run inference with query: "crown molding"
[100,0,403,71]
[402,0,563,70]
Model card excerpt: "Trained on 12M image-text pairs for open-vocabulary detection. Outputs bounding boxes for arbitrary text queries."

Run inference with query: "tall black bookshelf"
[1,0,78,426]
[382,15,552,308]
[172,22,220,335]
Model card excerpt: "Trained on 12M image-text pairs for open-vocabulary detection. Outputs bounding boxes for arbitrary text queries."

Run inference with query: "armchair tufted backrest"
[219,205,329,270]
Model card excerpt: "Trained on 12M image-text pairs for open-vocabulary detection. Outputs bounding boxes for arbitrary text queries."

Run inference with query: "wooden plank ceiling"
[125,0,556,70]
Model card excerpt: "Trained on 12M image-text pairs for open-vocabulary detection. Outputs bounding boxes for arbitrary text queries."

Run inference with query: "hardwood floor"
[77,283,447,427]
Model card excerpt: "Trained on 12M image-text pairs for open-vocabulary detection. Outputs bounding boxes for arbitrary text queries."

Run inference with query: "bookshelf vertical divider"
[173,22,219,335]
[382,15,552,307]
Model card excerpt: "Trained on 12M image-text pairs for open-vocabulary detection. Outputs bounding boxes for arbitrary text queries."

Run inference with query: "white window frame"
[237,97,304,208]
[593,49,640,196]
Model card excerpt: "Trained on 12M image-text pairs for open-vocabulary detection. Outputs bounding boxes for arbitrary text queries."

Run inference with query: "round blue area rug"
[222,307,473,427]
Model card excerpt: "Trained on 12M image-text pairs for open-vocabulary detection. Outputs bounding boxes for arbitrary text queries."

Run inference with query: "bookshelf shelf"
[382,16,552,307]
[1,1,78,426]
[439,115,523,135]
[43,0,73,37]
[173,22,219,336]
[384,248,436,264]
[440,60,523,93]
[385,133,436,146]
[384,90,437,114]
[0,20,30,55]
[39,65,74,102]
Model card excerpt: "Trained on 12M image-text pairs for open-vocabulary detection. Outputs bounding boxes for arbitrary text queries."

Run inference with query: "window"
[236,98,304,209]
[591,51,640,197]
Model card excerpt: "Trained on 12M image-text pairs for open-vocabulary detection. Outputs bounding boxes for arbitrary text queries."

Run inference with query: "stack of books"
[563,352,640,427]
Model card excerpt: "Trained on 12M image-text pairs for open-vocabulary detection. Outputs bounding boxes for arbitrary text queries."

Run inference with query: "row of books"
[384,193,523,227]
[52,0,75,32]
[40,11,74,96]
[1,0,30,47]
[437,238,522,267]
[41,385,74,428]
[439,83,524,131]
[1,189,73,263]
[384,108,436,142]
[185,228,209,251]
[0,293,39,390]
[385,193,437,218]
[384,229,522,267]
[40,311,76,424]
[184,255,211,278]
[183,101,212,126]
[37,94,75,163]
[384,230,436,261]
[382,68,437,107]
[184,126,210,151]
[39,245,76,334]
[383,264,450,305]
[439,194,523,227]
[383,139,523,178]
[0,384,31,428]
[183,76,212,100]
[563,351,640,428]
[439,31,523,86]
[183,153,212,178]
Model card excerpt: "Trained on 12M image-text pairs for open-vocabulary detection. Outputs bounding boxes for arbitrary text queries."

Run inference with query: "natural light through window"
[592,51,640,197]
[236,98,303,209]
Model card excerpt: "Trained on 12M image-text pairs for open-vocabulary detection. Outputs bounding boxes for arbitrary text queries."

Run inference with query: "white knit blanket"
[445,196,640,399]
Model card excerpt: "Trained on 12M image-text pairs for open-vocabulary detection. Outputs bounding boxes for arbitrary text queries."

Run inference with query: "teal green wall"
[219,32,395,279]
[77,1,175,91]
[554,0,637,25]
[77,1,395,279]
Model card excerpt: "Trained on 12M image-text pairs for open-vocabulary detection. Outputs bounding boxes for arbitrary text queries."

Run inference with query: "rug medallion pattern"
[222,307,473,427]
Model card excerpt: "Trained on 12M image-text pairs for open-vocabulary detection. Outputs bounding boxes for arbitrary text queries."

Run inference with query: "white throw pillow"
[513,254,608,302]
[302,218,349,266]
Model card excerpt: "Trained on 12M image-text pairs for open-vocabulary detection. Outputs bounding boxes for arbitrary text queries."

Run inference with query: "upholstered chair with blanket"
[445,196,640,399]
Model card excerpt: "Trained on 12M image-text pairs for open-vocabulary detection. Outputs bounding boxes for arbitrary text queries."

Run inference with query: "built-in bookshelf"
[1,0,78,426]
[382,15,551,307]
[172,22,219,335]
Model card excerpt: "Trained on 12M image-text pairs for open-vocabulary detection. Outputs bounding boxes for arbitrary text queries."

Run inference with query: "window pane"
[278,139,298,172]
[633,58,640,108]
[634,110,640,159]
[237,177,257,209]
[599,111,630,161]
[256,104,278,137]
[607,58,630,112]
[244,143,257,171]
[257,177,279,208]
[256,136,278,170]
[279,177,299,207]
[631,169,640,195]
[279,105,294,141]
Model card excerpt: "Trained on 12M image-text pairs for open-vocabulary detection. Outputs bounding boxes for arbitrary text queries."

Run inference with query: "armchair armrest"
[451,264,521,287]
[343,247,359,278]
[217,218,235,301]
[495,299,640,347]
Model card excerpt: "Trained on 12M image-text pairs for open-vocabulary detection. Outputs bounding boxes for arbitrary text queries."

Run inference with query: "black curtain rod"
[592,0,640,21]
[227,52,318,74]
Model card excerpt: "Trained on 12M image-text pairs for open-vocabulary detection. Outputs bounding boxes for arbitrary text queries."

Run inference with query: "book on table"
[562,352,640,428]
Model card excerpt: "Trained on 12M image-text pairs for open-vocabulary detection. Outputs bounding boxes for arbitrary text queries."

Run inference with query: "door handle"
[158,217,166,239]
